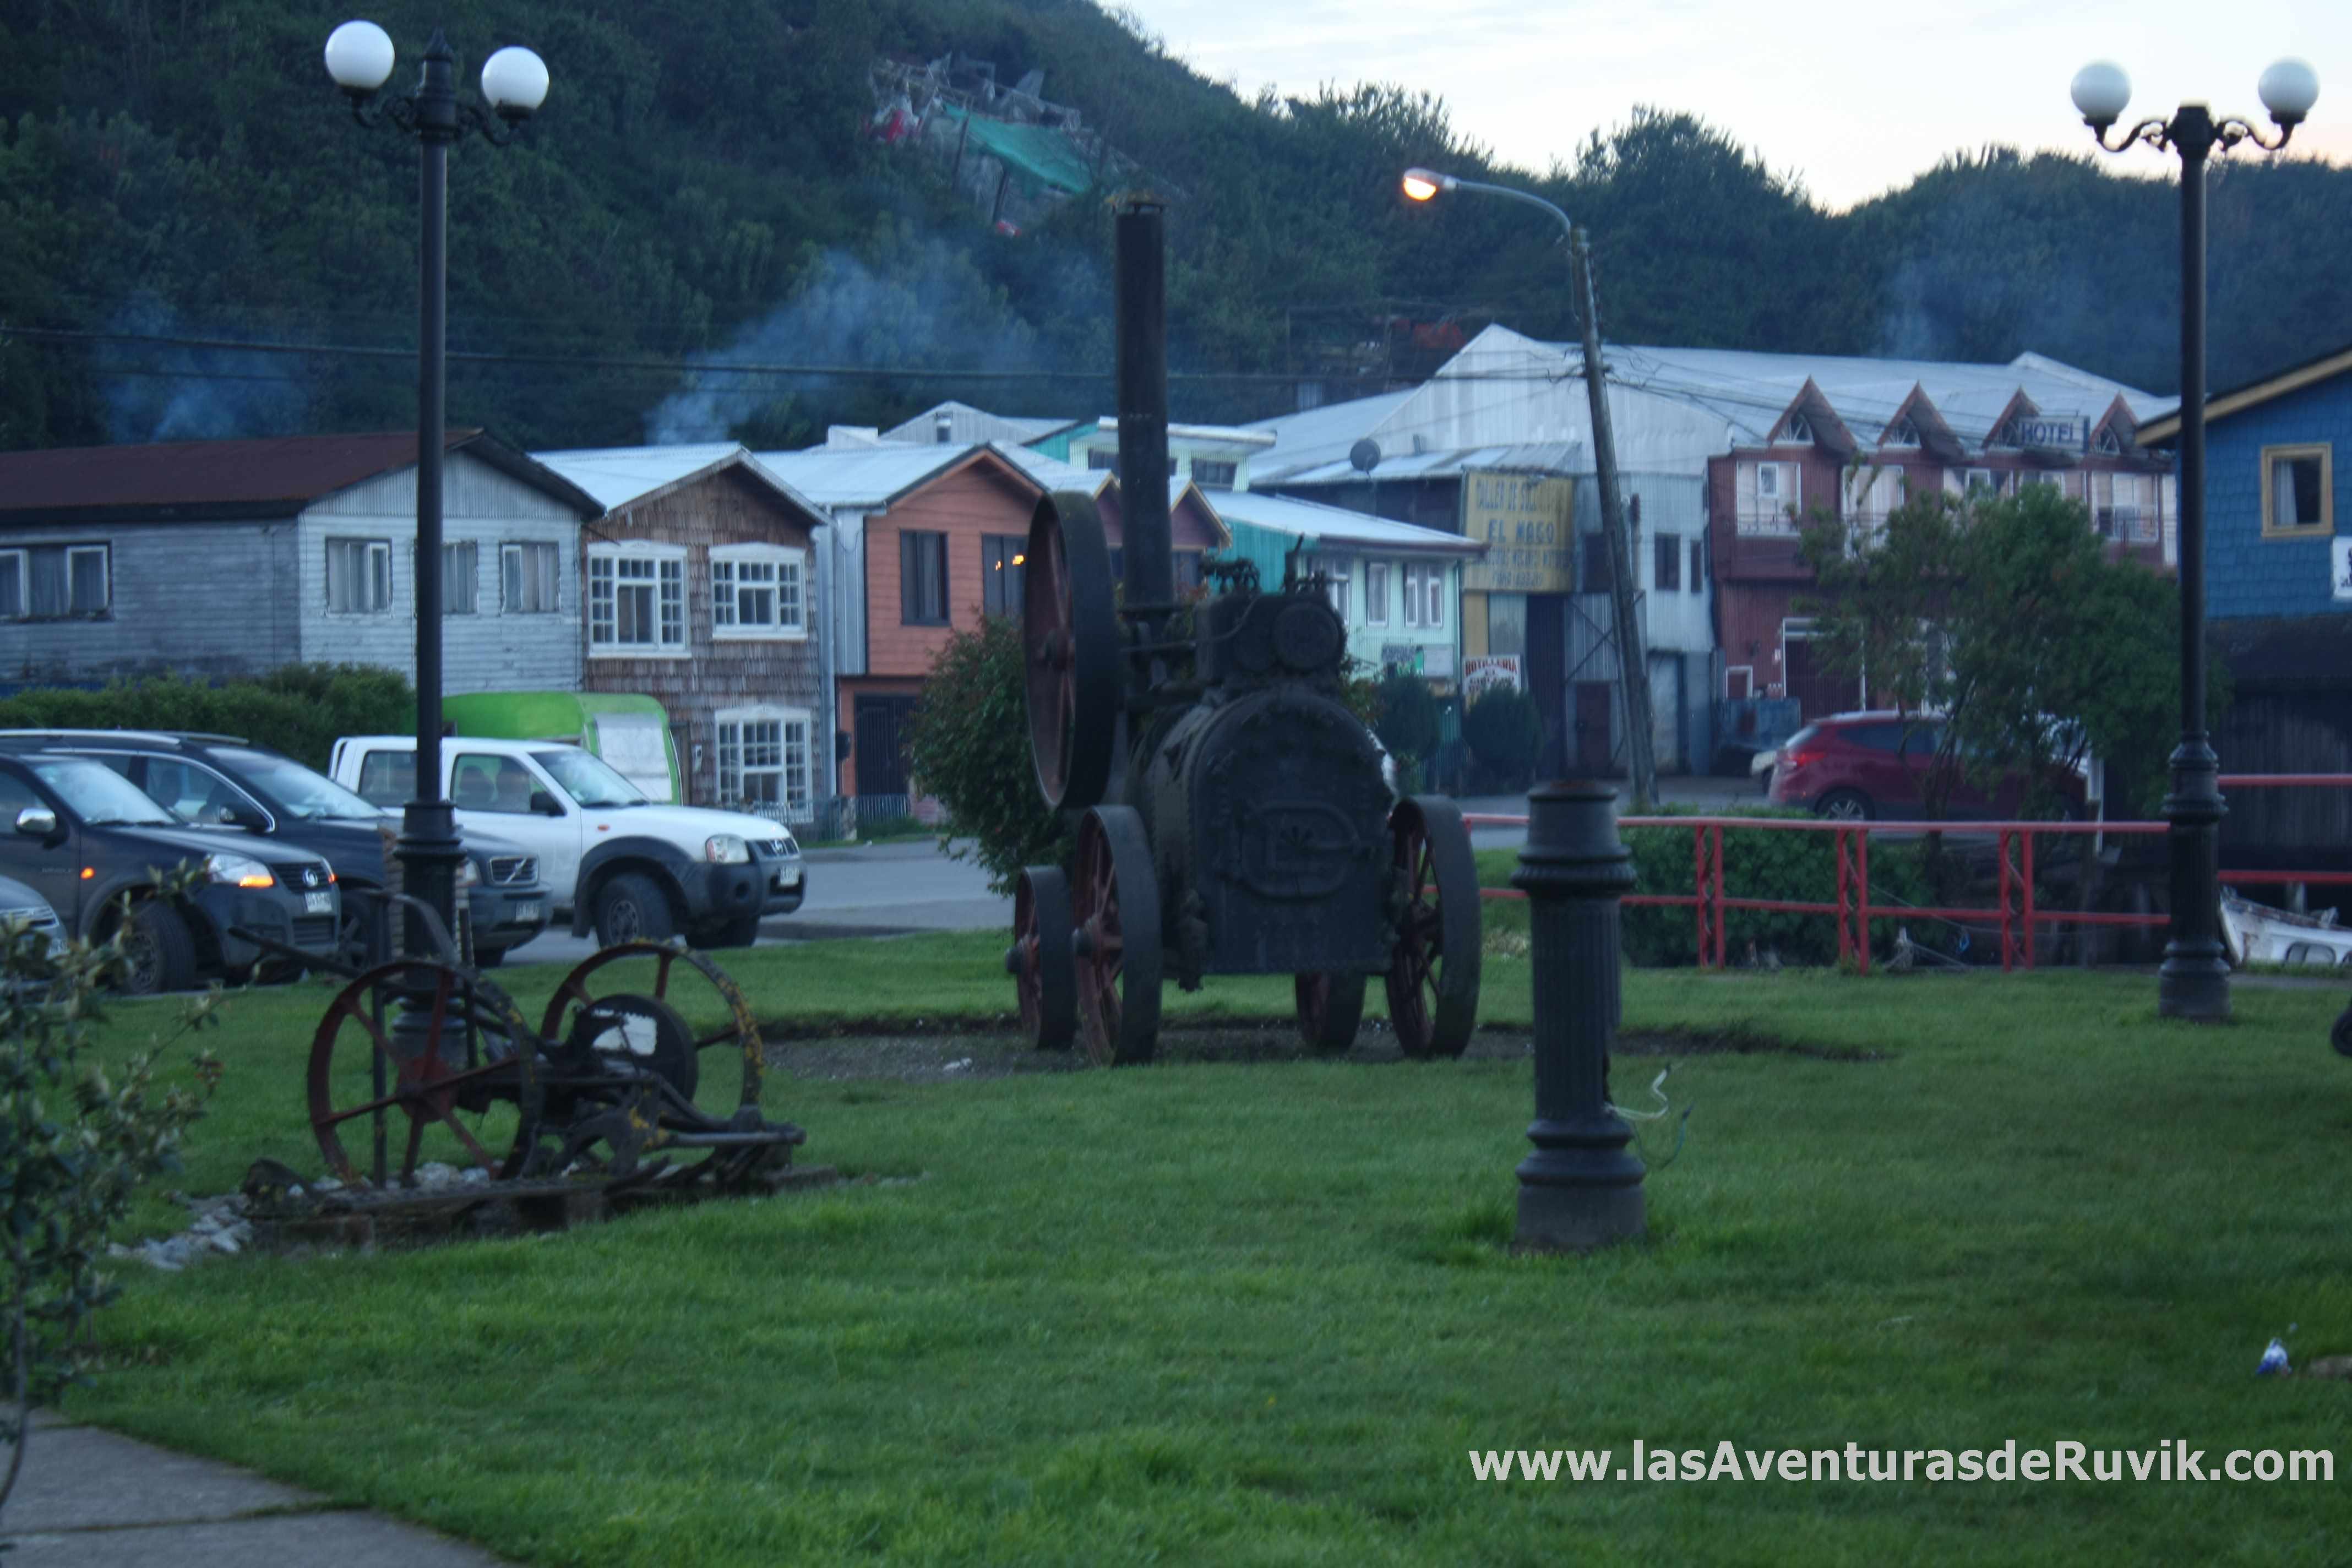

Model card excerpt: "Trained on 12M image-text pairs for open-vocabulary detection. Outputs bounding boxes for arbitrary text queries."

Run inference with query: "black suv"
[0,749,341,995]
[0,732,553,967]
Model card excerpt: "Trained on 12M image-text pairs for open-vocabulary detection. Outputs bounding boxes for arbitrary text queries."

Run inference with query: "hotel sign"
[1463,470,1576,594]
[2013,417,2085,454]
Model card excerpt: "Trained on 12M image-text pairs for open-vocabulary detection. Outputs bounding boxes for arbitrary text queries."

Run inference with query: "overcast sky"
[1116,0,2349,210]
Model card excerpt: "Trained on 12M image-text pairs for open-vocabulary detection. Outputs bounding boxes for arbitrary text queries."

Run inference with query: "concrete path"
[1,1413,509,1566]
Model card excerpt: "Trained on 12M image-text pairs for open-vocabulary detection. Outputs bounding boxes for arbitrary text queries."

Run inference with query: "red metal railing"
[1467,774,2352,973]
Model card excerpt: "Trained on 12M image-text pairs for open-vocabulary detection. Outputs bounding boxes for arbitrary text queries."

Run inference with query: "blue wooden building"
[2139,340,2352,894]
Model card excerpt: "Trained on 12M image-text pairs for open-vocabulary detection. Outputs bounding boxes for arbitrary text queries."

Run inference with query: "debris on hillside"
[868,53,1169,233]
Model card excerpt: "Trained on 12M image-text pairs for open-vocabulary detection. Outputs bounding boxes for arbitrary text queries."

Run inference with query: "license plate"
[775,868,801,890]
[304,891,334,914]
[514,901,542,923]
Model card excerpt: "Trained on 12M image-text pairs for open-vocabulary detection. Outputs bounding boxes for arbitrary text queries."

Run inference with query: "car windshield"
[213,747,385,820]
[530,749,646,808]
[27,758,179,825]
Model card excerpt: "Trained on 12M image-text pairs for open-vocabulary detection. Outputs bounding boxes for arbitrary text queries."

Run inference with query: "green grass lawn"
[56,940,2352,1566]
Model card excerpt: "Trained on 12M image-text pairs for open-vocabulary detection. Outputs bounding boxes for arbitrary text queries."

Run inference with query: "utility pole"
[1398,167,1657,803]
[1571,232,1657,807]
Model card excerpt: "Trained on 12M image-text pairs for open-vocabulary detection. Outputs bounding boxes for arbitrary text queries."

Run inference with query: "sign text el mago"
[1463,471,1576,594]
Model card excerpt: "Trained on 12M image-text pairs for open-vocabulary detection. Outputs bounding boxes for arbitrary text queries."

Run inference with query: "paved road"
[495,786,1778,968]
[1461,775,1768,851]
[503,839,1009,969]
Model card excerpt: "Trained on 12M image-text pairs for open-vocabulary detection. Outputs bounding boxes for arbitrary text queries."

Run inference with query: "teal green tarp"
[939,107,1097,197]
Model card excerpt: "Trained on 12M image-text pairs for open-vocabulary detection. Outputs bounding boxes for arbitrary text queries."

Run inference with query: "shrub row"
[0,665,415,771]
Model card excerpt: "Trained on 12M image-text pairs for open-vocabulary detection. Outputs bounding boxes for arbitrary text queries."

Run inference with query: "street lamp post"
[324,21,548,957]
[1402,168,1657,806]
[2070,58,2317,1023]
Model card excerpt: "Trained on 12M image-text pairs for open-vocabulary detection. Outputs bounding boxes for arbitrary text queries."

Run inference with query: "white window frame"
[1738,461,1802,536]
[1400,562,1446,629]
[1364,561,1390,627]
[710,543,808,641]
[0,544,113,620]
[441,540,479,615]
[587,542,689,658]
[714,704,814,823]
[500,542,561,613]
[325,537,393,614]
[1317,557,1350,622]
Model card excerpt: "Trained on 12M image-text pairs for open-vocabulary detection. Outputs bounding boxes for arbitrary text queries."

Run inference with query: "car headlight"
[205,852,275,889]
[456,858,482,889]
[705,834,750,864]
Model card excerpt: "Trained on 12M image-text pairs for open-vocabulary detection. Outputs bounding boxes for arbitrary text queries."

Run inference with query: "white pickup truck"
[328,736,804,949]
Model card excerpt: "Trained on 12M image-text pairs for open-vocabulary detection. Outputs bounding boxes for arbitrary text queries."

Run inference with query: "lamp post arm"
[1441,177,1574,240]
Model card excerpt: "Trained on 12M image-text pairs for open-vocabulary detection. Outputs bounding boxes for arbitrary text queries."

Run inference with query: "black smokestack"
[1114,200,1171,616]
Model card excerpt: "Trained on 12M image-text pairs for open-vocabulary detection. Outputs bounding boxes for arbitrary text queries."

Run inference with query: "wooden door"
[853,696,918,800]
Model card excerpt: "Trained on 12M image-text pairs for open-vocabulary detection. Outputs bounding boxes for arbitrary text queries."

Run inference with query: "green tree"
[1796,479,2202,819]
[1461,683,1542,790]
[906,614,1066,897]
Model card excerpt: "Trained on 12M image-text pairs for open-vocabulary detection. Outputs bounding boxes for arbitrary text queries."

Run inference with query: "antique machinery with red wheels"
[299,890,805,1195]
[1005,199,1482,1065]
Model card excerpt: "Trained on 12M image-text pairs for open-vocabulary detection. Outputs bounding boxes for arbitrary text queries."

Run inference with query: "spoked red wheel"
[1384,797,1483,1059]
[1295,972,1369,1054]
[1023,490,1120,812]
[306,960,541,1186]
[1073,805,1162,1066]
[540,941,766,1123]
[1009,865,1078,1050]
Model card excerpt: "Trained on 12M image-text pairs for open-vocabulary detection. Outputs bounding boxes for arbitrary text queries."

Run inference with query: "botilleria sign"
[1463,471,1576,594]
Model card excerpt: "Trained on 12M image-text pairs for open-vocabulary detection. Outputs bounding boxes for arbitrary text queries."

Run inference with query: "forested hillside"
[5,0,2350,455]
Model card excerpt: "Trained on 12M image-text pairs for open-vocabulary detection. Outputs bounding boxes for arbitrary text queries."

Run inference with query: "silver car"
[0,873,68,987]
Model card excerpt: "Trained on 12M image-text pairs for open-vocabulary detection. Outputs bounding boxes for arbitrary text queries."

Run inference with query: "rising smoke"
[102,294,311,445]
[645,238,1109,444]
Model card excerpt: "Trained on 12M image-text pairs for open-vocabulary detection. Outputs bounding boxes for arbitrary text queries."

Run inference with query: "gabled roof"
[2135,338,2352,447]
[531,443,827,522]
[879,401,1082,447]
[997,445,1108,496]
[0,430,602,524]
[751,442,1044,512]
[1876,385,1964,462]
[1470,326,2165,450]
[1209,489,1485,557]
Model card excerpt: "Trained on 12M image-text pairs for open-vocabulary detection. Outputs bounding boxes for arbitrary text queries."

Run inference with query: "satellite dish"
[1348,438,1382,473]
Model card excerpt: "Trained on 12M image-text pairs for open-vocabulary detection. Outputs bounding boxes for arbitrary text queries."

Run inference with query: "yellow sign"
[1462,471,1575,594]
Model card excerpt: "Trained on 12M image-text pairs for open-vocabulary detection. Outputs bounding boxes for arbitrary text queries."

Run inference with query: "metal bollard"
[1511,781,1646,1254]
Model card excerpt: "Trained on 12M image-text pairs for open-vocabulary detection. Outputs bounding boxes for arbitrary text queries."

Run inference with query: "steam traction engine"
[1005,200,1482,1066]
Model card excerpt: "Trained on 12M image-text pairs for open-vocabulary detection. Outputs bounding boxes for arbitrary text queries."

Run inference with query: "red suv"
[1765,712,2088,821]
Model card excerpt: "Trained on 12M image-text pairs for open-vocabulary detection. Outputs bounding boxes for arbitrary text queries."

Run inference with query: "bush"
[2,871,223,1518]
[1619,807,1941,966]
[0,665,413,771]
[906,616,1068,897]
[1372,671,1441,769]
[1461,685,1542,790]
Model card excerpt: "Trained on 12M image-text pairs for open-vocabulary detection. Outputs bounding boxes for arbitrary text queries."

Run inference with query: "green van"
[437,693,683,804]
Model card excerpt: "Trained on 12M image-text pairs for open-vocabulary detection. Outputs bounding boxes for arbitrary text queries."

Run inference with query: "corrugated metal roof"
[751,442,1044,511]
[1243,390,1416,481]
[880,401,1080,447]
[997,445,1108,495]
[1209,489,1485,556]
[1476,328,2164,445]
[531,443,827,520]
[0,429,605,520]
[1269,442,1581,488]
